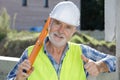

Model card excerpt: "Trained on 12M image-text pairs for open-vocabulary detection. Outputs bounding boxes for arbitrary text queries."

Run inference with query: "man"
[7,1,116,80]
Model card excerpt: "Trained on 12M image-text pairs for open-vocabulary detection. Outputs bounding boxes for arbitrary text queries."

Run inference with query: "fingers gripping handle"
[23,17,51,73]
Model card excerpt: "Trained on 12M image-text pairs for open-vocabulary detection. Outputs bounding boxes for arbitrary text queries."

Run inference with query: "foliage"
[71,31,115,48]
[70,31,115,55]
[7,31,39,41]
[0,31,115,57]
[0,31,39,57]
[0,8,11,41]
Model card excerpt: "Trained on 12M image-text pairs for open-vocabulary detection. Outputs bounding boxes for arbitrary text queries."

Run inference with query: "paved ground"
[0,0,80,31]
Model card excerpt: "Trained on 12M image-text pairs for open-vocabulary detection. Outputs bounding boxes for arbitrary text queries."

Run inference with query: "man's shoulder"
[68,42,81,48]
[68,42,89,49]
[26,45,34,50]
[68,42,82,46]
[26,45,34,54]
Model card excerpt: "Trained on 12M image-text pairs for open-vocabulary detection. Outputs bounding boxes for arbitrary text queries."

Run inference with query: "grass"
[7,31,39,41]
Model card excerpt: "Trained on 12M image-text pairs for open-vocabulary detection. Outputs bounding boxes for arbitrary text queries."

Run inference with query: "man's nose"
[58,25,65,33]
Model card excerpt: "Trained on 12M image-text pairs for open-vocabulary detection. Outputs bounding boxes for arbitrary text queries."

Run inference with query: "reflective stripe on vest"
[27,42,86,80]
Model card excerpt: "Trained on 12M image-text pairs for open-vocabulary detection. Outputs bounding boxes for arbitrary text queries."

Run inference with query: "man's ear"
[71,28,76,37]
[73,27,77,33]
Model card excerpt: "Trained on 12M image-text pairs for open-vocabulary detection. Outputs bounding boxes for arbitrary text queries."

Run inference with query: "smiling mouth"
[54,34,64,39]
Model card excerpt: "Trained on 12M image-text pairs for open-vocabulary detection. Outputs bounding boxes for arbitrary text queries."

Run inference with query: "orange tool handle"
[28,17,51,65]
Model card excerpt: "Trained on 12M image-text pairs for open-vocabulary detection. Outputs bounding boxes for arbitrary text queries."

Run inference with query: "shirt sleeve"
[6,49,28,80]
[80,44,116,72]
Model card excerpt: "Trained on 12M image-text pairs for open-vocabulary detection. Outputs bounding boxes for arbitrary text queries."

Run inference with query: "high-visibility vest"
[27,42,86,80]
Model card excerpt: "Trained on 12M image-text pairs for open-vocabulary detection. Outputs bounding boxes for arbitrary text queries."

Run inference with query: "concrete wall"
[105,0,116,41]
[0,56,19,80]
[0,56,116,80]
[116,0,120,79]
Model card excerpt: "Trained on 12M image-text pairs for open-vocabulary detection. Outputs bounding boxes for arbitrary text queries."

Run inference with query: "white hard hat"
[49,1,80,26]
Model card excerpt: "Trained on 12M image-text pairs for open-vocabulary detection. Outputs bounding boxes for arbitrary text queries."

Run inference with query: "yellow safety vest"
[27,42,86,80]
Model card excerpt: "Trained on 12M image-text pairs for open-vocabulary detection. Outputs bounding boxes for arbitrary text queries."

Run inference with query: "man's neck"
[46,41,66,64]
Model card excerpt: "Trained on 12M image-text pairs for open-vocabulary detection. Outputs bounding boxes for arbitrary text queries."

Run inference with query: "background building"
[0,0,80,31]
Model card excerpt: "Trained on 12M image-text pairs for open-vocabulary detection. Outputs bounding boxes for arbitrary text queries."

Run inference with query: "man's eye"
[66,26,71,29]
[55,21,60,25]
[53,20,61,25]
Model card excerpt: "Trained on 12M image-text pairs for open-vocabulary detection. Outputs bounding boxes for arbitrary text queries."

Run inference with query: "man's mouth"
[54,34,64,39]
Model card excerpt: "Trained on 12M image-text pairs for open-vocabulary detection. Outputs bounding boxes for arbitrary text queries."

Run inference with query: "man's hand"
[16,59,34,80]
[81,55,107,77]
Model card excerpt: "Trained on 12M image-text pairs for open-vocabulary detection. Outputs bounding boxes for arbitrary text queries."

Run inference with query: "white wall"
[0,56,19,80]
[116,0,120,79]
[105,0,116,41]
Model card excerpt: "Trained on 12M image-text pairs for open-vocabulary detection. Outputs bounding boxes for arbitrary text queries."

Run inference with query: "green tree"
[0,8,11,41]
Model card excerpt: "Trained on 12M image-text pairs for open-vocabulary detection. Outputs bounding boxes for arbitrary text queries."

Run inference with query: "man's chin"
[54,36,64,42]
[49,40,65,47]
